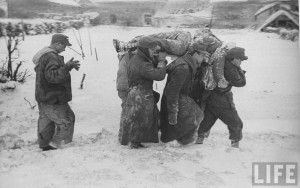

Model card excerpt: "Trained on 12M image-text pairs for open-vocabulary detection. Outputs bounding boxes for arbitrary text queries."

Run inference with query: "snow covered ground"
[0,25,299,188]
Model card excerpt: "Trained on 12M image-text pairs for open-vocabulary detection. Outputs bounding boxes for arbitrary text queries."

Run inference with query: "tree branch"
[13,61,22,81]
[24,97,36,109]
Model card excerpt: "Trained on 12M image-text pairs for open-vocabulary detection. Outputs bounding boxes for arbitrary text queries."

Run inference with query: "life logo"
[252,162,298,186]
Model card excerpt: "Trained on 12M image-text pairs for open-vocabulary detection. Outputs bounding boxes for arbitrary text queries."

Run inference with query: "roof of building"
[256,9,299,31]
[254,1,291,17]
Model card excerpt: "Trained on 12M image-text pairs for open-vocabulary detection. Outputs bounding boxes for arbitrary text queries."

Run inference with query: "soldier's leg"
[217,107,243,142]
[43,103,75,147]
[197,105,218,137]
[63,104,75,144]
[37,104,55,149]
[177,128,197,145]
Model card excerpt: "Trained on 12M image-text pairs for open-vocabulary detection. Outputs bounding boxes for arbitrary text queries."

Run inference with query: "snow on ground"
[0,25,300,188]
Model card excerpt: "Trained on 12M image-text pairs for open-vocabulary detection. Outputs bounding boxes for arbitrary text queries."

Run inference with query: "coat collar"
[182,54,198,74]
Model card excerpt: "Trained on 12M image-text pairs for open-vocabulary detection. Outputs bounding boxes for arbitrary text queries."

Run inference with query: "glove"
[66,57,80,71]
[168,113,177,125]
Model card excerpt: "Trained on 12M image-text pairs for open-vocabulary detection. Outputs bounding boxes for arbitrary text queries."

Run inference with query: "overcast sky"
[91,0,248,2]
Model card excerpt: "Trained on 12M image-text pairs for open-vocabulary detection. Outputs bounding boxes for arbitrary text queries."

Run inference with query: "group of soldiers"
[115,27,248,149]
[32,27,248,151]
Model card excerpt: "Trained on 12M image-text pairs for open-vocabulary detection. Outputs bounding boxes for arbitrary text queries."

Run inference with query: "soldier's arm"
[165,65,187,124]
[43,53,70,84]
[140,61,166,81]
[224,66,246,87]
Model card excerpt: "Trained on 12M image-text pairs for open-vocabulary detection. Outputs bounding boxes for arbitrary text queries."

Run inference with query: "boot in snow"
[130,142,144,149]
[195,136,204,144]
[231,140,239,148]
[42,145,57,151]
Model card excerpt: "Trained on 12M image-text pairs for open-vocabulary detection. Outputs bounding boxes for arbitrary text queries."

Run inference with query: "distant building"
[153,0,211,28]
[0,0,8,18]
[255,0,299,31]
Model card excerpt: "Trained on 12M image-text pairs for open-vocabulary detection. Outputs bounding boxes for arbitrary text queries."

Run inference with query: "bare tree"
[2,29,31,83]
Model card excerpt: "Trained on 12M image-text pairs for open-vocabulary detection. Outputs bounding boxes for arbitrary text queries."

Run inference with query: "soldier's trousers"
[197,91,243,142]
[37,103,75,148]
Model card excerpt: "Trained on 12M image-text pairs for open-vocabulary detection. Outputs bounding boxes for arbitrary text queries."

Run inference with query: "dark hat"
[227,47,248,60]
[51,34,72,46]
[137,36,159,49]
[188,40,208,54]
[190,41,209,55]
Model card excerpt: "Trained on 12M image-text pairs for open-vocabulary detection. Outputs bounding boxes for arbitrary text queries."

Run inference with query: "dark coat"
[198,60,246,141]
[128,49,166,90]
[210,60,246,111]
[34,51,72,105]
[116,53,130,91]
[119,48,167,145]
[215,60,246,94]
[160,54,203,144]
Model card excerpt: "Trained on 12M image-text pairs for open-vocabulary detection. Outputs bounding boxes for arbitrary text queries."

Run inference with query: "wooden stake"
[80,73,86,89]
[95,48,98,61]
[88,27,92,56]
[72,28,85,59]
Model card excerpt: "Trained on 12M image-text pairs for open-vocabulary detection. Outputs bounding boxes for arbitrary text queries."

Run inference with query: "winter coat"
[119,87,160,145]
[128,49,166,89]
[208,59,246,114]
[118,48,167,145]
[160,54,203,144]
[116,52,133,91]
[34,48,72,105]
[215,60,246,94]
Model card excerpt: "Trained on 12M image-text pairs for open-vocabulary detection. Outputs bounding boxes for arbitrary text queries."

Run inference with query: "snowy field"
[0,25,300,188]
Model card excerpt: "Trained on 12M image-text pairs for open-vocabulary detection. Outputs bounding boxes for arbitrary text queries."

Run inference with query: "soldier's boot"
[113,39,121,53]
[231,140,239,148]
[177,137,195,145]
[195,136,205,144]
[49,140,64,149]
[113,39,137,53]
[130,142,144,149]
[42,145,57,151]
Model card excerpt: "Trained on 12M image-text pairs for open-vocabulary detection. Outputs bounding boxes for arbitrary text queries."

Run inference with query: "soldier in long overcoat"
[119,36,167,149]
[160,41,208,145]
